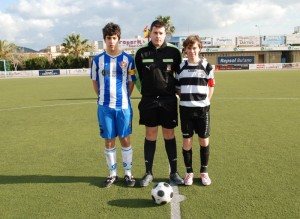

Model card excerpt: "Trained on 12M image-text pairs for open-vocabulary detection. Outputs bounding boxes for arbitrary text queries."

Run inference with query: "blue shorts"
[97,105,133,139]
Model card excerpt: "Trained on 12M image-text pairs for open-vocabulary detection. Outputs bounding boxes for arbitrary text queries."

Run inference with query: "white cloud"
[211,0,286,28]
[0,0,299,50]
[0,13,20,39]
[15,0,82,18]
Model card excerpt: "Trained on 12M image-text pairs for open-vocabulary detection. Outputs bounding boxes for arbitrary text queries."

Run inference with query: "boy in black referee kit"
[135,20,184,187]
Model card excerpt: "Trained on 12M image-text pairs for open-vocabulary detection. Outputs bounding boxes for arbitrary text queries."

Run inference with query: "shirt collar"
[148,40,167,50]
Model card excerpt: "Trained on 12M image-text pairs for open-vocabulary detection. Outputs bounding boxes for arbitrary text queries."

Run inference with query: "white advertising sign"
[200,37,212,47]
[286,35,300,45]
[212,36,236,46]
[237,36,260,46]
[118,38,148,50]
[261,36,285,46]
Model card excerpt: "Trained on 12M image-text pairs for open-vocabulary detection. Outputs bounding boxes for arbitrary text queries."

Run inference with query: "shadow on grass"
[0,175,183,189]
[0,175,103,187]
[108,198,156,208]
[151,177,171,184]
[130,96,141,100]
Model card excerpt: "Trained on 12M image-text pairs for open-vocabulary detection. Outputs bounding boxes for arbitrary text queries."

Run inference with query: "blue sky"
[0,0,299,50]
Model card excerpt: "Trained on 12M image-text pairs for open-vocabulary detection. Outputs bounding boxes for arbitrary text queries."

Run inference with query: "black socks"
[200,145,210,173]
[182,148,193,173]
[144,138,156,174]
[164,138,177,174]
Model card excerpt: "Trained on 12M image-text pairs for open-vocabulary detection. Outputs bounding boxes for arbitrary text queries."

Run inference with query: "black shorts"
[138,96,178,129]
[180,105,210,138]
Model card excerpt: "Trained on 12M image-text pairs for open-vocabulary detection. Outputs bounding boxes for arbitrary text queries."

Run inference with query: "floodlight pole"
[255,24,261,36]
[255,24,261,47]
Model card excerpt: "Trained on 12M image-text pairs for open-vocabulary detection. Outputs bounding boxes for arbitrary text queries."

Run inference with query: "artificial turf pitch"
[0,70,299,218]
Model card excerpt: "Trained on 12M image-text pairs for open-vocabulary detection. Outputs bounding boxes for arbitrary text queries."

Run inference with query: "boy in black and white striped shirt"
[175,35,215,186]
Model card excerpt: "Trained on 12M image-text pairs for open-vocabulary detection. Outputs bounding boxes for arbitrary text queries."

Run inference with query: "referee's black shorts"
[138,95,178,129]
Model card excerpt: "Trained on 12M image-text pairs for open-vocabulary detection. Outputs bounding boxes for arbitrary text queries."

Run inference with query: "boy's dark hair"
[102,22,121,40]
[150,20,166,31]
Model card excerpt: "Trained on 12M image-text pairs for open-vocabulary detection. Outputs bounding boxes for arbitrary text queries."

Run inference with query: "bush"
[52,55,68,69]
[24,57,51,70]
[22,55,89,70]
[64,55,89,69]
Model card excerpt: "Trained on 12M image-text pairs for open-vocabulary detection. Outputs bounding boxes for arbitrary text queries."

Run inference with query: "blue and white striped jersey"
[176,59,214,107]
[90,51,136,109]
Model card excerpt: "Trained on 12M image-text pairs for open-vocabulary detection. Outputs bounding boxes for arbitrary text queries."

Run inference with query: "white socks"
[104,145,133,177]
[105,146,117,177]
[122,145,133,177]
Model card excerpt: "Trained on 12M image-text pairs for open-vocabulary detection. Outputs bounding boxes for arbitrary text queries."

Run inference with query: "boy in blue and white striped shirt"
[91,22,137,188]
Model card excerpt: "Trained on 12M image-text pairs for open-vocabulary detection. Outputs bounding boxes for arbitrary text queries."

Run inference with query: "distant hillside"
[17,46,37,53]
[39,48,48,53]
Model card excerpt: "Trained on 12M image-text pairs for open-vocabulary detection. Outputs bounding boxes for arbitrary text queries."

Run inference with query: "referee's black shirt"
[135,41,182,97]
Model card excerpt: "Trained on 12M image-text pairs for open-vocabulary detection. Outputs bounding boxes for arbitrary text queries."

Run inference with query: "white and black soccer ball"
[151,182,173,205]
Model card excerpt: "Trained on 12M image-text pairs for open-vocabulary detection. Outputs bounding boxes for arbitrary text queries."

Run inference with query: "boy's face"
[105,34,119,52]
[185,42,200,60]
[150,26,166,48]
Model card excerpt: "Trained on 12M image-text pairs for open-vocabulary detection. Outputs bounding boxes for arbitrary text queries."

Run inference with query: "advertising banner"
[261,36,285,46]
[218,56,254,65]
[216,64,249,70]
[200,37,212,47]
[118,38,148,50]
[249,63,284,70]
[39,69,60,76]
[237,36,260,46]
[213,36,236,46]
[282,62,300,69]
[286,35,300,45]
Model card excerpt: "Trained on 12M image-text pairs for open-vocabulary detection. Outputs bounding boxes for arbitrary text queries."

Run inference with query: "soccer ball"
[151,182,174,205]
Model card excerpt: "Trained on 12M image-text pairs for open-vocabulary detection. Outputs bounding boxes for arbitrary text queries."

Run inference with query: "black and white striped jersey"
[176,59,215,107]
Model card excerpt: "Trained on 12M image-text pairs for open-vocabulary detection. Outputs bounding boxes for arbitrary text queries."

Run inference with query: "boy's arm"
[134,50,142,93]
[128,81,135,96]
[208,78,215,101]
[92,80,98,96]
[208,86,214,101]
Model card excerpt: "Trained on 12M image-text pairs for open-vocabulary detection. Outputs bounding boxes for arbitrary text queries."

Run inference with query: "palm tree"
[156,15,175,39]
[0,40,17,59]
[61,33,91,58]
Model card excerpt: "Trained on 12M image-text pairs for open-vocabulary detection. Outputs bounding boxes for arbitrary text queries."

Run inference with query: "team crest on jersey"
[119,61,128,75]
[119,61,128,69]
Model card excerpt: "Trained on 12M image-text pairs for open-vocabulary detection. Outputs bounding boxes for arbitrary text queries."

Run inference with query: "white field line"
[215,97,300,100]
[170,181,186,219]
[168,165,186,219]
[1,97,299,112]
[0,101,95,112]
[1,99,187,218]
[166,96,299,218]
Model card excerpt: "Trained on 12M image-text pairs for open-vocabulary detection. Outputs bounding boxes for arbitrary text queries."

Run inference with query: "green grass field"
[0,70,299,218]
